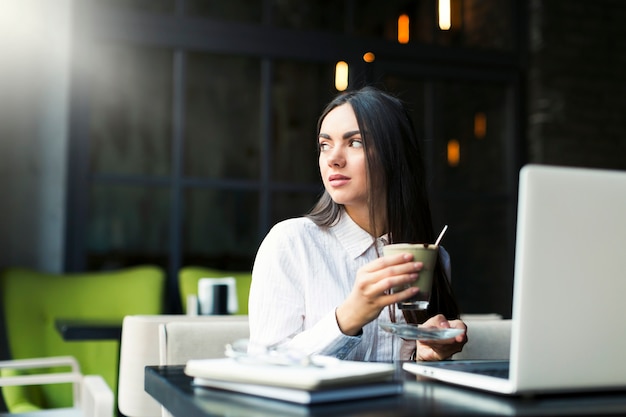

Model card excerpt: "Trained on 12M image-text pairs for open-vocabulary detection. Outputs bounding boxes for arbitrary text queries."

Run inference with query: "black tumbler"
[211,284,229,315]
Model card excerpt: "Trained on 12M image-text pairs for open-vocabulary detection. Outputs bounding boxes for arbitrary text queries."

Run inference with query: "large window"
[67,0,525,315]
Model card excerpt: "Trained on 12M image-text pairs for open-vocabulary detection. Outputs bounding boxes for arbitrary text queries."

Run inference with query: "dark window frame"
[65,0,528,314]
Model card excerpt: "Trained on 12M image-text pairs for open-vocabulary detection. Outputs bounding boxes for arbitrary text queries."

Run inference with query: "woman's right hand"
[335,252,422,335]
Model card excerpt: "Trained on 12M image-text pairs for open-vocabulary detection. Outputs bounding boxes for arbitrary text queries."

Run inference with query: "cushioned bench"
[453,319,511,360]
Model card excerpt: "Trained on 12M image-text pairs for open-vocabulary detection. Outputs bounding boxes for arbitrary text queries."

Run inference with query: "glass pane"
[87,185,170,270]
[435,199,513,315]
[271,190,321,225]
[353,0,514,51]
[271,60,336,183]
[433,80,514,315]
[270,0,345,32]
[185,53,261,180]
[466,0,514,50]
[183,189,259,271]
[89,43,173,176]
[353,0,435,44]
[434,0,514,50]
[379,74,515,316]
[186,0,262,24]
[437,81,509,193]
[102,0,175,13]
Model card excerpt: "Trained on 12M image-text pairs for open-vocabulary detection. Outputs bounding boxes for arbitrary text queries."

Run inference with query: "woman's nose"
[327,147,346,167]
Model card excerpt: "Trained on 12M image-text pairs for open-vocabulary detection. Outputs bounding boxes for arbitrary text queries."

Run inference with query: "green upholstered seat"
[179,266,252,315]
[0,265,165,412]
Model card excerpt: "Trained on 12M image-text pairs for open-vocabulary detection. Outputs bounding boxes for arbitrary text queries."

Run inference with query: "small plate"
[379,322,464,341]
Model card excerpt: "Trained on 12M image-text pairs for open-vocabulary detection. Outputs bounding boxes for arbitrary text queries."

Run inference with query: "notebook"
[185,356,402,404]
[191,377,403,405]
[185,357,395,390]
[404,164,626,395]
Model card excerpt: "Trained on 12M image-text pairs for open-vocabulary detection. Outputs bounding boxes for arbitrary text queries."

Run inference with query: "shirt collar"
[331,210,384,259]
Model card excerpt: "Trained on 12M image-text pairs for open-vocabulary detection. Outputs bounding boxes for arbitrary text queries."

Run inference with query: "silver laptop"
[404,164,626,395]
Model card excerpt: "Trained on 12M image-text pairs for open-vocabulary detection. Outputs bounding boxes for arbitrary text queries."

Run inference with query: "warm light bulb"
[447,139,460,166]
[335,61,349,91]
[438,0,451,30]
[363,52,375,63]
[474,112,487,139]
[397,14,410,44]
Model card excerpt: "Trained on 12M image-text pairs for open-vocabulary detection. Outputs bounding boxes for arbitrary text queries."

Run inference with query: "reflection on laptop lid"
[404,164,626,395]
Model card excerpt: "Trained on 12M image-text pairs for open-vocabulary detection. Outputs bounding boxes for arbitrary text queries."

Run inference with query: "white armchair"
[157,319,250,417]
[158,319,249,366]
[117,315,248,417]
[0,356,114,417]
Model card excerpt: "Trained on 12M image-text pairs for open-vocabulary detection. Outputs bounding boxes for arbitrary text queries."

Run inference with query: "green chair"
[0,265,165,413]
[179,266,252,315]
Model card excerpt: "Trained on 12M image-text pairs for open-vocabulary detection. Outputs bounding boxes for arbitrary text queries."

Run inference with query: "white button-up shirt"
[248,211,450,362]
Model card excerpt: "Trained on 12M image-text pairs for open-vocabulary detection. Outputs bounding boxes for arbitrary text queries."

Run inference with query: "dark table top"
[145,365,626,417]
[55,318,123,341]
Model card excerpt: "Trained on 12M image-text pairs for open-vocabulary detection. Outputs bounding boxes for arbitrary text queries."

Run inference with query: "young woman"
[249,86,466,362]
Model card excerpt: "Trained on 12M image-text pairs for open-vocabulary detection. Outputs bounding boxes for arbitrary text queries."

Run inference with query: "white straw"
[434,225,449,247]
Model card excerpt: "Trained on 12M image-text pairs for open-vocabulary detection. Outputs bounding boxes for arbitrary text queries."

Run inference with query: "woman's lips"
[328,174,350,186]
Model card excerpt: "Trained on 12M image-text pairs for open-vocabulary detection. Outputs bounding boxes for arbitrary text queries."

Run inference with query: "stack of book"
[184,356,403,404]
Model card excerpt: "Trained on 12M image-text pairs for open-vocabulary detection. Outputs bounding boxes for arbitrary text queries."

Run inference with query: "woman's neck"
[344,205,386,237]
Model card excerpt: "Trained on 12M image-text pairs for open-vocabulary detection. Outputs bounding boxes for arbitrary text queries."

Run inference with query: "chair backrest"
[118,315,248,417]
[158,319,250,365]
[178,266,252,315]
[452,319,512,360]
[0,266,165,411]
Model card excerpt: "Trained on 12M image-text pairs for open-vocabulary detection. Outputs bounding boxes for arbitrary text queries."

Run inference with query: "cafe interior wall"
[526,0,626,170]
[1,0,625,319]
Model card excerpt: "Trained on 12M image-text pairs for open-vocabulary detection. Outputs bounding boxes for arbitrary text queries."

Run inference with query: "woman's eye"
[319,142,330,151]
[350,139,363,148]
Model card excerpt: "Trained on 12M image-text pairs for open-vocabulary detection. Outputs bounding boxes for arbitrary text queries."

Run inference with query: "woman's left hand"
[414,314,467,361]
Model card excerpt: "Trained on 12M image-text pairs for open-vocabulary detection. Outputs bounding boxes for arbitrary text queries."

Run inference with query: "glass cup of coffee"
[383,243,439,310]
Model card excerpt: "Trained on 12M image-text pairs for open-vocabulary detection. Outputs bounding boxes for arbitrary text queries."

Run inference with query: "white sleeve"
[248,221,361,358]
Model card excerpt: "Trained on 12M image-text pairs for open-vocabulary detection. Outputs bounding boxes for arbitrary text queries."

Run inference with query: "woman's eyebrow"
[318,130,361,140]
[343,130,361,139]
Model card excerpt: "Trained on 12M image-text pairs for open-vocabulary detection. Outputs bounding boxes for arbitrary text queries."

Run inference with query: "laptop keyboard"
[433,360,510,379]
[471,365,509,379]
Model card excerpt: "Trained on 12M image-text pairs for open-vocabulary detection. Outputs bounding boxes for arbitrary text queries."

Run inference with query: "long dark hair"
[307,86,460,323]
